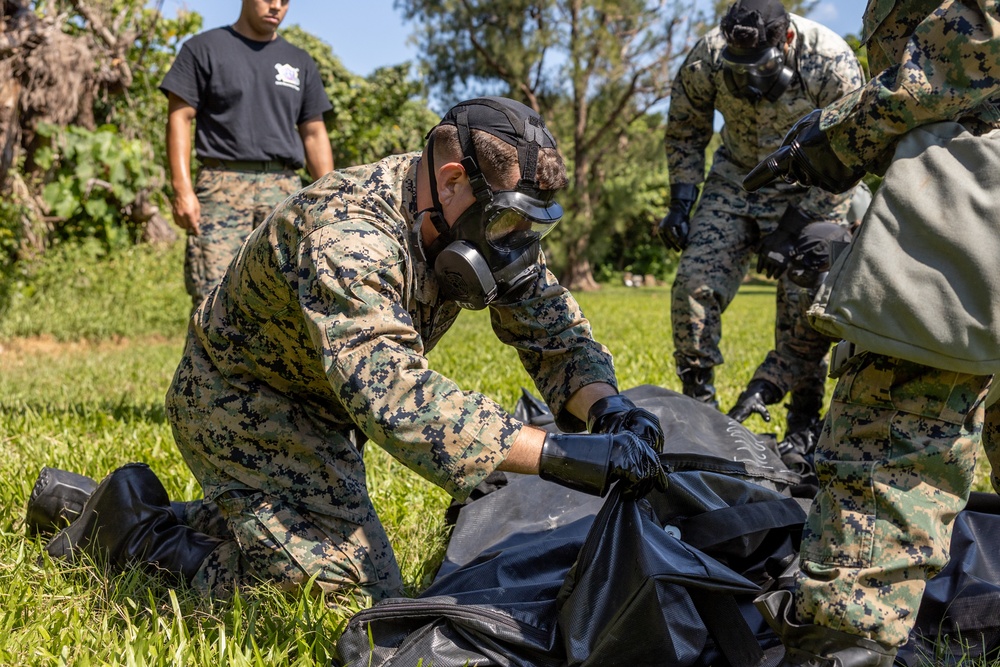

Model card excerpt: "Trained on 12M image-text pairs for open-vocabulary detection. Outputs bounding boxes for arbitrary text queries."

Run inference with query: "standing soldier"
[161,0,334,310]
[745,0,1000,664]
[659,0,863,446]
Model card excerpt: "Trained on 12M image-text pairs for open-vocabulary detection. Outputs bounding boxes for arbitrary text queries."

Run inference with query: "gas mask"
[422,98,563,310]
[722,44,793,103]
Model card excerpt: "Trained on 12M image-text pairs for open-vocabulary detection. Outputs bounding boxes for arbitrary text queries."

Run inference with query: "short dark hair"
[428,124,568,193]
[720,0,789,51]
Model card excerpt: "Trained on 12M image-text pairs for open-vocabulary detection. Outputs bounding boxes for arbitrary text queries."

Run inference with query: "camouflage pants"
[166,336,404,601]
[179,492,404,602]
[185,168,301,309]
[750,279,833,402]
[793,352,992,646]
[670,174,840,398]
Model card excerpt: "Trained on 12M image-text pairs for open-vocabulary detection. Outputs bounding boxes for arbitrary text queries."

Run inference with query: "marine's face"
[241,0,290,37]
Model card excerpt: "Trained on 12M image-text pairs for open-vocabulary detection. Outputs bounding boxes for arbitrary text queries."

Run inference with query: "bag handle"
[676,497,806,551]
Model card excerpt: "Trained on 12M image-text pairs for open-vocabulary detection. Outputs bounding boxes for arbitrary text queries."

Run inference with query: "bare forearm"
[166,114,194,196]
[299,118,333,180]
[497,424,547,474]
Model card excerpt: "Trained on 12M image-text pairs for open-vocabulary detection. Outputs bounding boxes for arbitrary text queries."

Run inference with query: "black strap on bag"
[692,593,766,667]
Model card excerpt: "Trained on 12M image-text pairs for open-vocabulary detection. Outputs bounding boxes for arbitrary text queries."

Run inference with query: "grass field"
[0,241,987,665]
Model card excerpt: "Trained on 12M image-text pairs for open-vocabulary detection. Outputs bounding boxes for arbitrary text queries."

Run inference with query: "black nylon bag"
[335,386,806,667]
[896,493,1000,666]
[556,485,765,667]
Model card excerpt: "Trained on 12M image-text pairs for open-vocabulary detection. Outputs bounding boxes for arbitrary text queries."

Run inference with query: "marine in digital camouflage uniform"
[744,1,1000,663]
[36,98,667,602]
[661,0,862,418]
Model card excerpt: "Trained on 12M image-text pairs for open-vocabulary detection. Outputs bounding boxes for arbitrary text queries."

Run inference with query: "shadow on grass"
[2,401,169,424]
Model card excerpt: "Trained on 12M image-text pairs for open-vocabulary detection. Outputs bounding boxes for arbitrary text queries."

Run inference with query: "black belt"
[201,157,296,173]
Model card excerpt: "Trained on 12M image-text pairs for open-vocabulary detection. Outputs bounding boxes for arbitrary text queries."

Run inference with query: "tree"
[397,0,705,290]
[0,0,200,257]
[280,25,438,169]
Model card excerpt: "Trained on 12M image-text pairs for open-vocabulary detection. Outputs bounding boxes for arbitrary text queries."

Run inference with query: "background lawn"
[0,242,983,665]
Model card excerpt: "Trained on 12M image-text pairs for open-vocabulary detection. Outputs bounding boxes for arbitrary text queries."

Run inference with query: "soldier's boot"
[27,467,196,537]
[45,463,222,585]
[678,365,719,409]
[26,467,98,536]
[777,390,824,459]
[756,590,897,667]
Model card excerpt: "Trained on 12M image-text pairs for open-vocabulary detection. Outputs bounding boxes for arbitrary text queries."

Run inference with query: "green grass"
[0,242,989,665]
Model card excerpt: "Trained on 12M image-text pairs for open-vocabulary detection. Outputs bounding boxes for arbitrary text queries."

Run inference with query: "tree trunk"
[560,233,601,291]
[0,72,20,188]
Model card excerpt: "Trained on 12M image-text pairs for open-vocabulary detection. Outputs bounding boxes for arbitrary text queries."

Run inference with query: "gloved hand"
[757,205,815,279]
[657,183,699,251]
[587,394,664,454]
[539,431,668,499]
[727,379,783,423]
[743,110,865,194]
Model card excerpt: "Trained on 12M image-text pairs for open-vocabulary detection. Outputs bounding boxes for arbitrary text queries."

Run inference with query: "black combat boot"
[678,366,718,408]
[45,463,222,584]
[25,467,98,536]
[756,590,898,667]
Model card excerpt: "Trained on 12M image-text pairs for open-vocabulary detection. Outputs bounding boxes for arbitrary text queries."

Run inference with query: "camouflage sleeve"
[664,38,718,187]
[795,35,865,218]
[821,0,1000,170]
[299,220,521,501]
[489,253,618,433]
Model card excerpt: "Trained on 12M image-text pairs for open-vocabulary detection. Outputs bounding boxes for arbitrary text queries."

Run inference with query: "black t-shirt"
[160,27,332,168]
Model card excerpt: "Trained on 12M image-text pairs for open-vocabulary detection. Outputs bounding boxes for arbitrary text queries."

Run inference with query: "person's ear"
[435,161,469,208]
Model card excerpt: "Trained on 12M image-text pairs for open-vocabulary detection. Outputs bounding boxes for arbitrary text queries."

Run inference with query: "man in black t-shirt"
[160,0,333,310]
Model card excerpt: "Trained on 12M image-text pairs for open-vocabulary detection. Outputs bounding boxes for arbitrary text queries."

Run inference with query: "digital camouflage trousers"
[670,174,844,400]
[178,493,405,602]
[794,351,995,646]
[185,168,301,309]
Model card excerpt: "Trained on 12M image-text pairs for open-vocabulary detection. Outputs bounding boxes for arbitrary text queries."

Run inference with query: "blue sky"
[160,0,869,79]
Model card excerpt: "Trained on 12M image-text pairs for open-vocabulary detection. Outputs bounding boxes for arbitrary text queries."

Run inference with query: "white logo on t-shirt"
[274,63,301,91]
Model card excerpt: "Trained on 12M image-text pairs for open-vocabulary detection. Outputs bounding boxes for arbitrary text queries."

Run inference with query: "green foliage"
[582,113,675,281]
[0,239,189,340]
[96,6,204,154]
[32,123,164,248]
[280,25,437,168]
[0,196,28,316]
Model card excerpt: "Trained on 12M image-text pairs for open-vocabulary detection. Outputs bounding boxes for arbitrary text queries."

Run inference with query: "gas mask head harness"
[423,97,563,310]
[720,0,793,103]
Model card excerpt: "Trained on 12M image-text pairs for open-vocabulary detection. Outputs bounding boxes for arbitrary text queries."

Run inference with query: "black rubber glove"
[727,379,783,423]
[657,183,699,251]
[743,110,866,194]
[539,431,668,499]
[587,394,664,454]
[757,205,815,279]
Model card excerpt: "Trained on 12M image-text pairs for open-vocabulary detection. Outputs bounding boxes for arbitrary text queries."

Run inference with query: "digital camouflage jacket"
[166,153,617,519]
[823,0,1000,171]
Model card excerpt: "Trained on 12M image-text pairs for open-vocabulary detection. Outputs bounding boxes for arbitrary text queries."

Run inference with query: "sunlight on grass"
[0,243,991,665]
